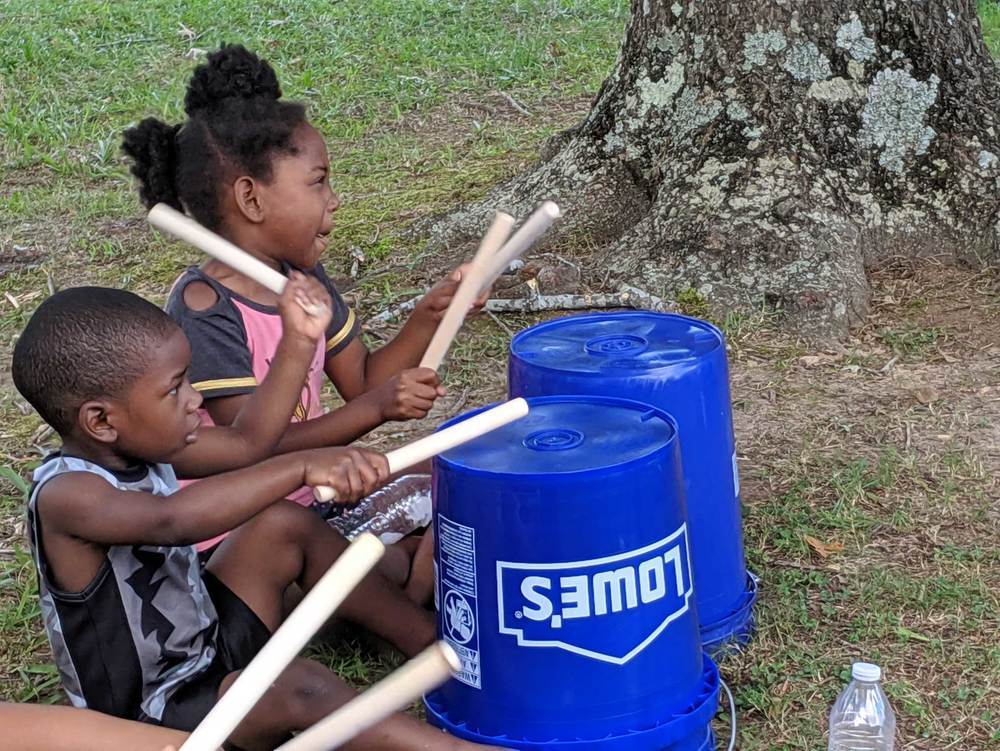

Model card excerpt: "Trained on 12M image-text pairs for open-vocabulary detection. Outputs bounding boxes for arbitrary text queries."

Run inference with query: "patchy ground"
[1,1,999,748]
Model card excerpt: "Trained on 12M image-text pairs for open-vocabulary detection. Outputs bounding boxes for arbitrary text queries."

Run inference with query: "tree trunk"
[419,0,1000,336]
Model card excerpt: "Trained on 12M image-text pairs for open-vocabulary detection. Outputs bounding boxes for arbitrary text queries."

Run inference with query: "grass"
[2,1,1000,749]
[982,0,1000,56]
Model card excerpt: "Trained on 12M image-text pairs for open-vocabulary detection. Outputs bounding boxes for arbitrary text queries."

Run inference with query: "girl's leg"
[0,703,189,751]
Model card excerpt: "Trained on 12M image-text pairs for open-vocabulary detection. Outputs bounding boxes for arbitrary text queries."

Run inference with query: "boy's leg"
[405,525,436,606]
[222,658,504,751]
[207,502,435,657]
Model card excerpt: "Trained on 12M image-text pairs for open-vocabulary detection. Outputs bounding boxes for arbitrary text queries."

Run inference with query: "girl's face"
[258,123,340,269]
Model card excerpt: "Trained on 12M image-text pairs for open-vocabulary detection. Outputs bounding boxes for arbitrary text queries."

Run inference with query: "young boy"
[11,286,499,751]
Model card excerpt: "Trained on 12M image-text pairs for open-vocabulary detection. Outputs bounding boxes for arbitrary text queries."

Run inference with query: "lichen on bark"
[414,0,1000,339]
[859,69,940,174]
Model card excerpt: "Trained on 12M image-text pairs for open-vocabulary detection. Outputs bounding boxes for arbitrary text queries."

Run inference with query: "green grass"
[982,0,1000,56]
[2,1,1000,749]
[0,0,629,705]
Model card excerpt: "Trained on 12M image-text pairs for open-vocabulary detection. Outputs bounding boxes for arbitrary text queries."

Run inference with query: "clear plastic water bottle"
[828,662,896,751]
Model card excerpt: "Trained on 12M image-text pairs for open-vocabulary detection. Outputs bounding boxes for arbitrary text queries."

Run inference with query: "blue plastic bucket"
[426,395,719,749]
[508,312,756,653]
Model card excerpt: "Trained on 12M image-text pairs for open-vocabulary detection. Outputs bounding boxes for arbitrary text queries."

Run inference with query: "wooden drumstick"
[147,203,328,317]
[478,200,561,296]
[275,642,460,751]
[419,210,515,372]
[178,534,385,751]
[313,397,529,503]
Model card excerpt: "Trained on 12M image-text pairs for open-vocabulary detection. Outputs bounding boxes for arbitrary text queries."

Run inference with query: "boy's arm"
[0,703,196,751]
[169,273,331,479]
[38,448,388,547]
[326,264,489,398]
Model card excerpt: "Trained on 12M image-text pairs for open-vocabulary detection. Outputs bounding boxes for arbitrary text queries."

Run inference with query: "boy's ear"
[78,400,118,445]
[232,176,265,223]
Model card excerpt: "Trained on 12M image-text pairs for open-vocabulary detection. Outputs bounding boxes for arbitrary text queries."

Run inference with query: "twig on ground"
[495,90,532,116]
[485,285,674,313]
[486,310,514,337]
[366,284,674,327]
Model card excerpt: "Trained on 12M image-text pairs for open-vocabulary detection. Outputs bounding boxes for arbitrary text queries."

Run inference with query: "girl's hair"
[122,44,307,231]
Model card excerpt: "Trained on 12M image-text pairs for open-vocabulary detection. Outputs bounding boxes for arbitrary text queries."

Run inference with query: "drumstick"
[178,534,385,751]
[313,397,529,503]
[419,211,515,371]
[275,642,460,751]
[147,203,328,317]
[477,200,561,296]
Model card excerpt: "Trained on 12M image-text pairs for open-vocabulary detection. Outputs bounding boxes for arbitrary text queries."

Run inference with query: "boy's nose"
[186,387,203,412]
[328,192,341,213]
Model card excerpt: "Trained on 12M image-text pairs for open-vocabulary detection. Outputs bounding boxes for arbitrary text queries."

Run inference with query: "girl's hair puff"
[122,44,307,231]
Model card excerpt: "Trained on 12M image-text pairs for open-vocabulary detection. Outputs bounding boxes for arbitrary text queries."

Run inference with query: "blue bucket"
[508,312,757,653]
[426,395,719,749]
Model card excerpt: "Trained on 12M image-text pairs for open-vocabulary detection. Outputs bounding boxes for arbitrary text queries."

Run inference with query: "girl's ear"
[78,400,118,445]
[232,175,265,223]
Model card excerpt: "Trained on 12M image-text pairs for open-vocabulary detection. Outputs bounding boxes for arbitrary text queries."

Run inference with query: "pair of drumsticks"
[147,202,560,502]
[147,202,559,750]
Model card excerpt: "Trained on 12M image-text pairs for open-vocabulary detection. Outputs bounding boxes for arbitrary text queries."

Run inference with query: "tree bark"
[418,0,1000,336]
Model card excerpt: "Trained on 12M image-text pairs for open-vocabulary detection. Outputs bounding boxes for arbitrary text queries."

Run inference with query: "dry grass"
[2,2,999,747]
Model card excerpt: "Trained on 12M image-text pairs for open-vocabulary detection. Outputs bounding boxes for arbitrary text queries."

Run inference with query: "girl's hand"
[412,264,491,327]
[303,447,390,504]
[279,271,333,344]
[373,367,446,421]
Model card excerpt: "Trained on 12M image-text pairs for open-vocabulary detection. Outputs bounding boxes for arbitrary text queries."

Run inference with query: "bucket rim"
[425,653,721,749]
[509,311,726,376]
[701,571,759,656]
[434,395,682,479]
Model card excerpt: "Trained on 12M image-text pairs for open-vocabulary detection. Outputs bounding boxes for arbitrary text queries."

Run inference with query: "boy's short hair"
[12,287,179,436]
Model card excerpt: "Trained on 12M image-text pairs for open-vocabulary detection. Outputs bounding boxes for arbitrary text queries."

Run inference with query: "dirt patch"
[0,246,45,275]
[724,261,998,748]
[374,89,592,150]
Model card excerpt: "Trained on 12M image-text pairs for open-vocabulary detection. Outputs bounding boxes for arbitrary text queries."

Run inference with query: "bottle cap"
[852,662,881,682]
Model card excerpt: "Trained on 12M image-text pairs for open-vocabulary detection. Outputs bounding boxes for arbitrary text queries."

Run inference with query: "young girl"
[122,45,488,571]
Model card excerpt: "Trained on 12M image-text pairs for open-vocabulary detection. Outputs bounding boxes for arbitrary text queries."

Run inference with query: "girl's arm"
[327,265,488,399]
[201,367,443,453]
[169,273,332,479]
[0,703,197,751]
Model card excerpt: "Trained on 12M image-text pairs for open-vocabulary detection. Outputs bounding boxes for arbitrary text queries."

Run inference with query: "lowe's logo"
[496,525,693,665]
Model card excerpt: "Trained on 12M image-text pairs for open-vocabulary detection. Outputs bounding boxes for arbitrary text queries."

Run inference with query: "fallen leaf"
[914,386,940,404]
[804,535,845,558]
[800,355,822,367]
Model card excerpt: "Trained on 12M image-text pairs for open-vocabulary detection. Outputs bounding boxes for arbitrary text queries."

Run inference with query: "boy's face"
[108,329,204,463]
[258,122,340,269]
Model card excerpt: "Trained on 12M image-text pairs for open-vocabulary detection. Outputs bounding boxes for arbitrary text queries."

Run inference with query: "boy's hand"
[412,264,491,326]
[374,367,446,421]
[279,271,333,344]
[303,447,390,504]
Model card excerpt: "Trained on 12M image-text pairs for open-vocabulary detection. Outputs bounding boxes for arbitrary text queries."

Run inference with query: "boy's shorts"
[157,572,271,731]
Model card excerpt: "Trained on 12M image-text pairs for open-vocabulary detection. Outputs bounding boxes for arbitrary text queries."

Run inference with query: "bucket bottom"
[425,657,720,750]
[700,572,759,658]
